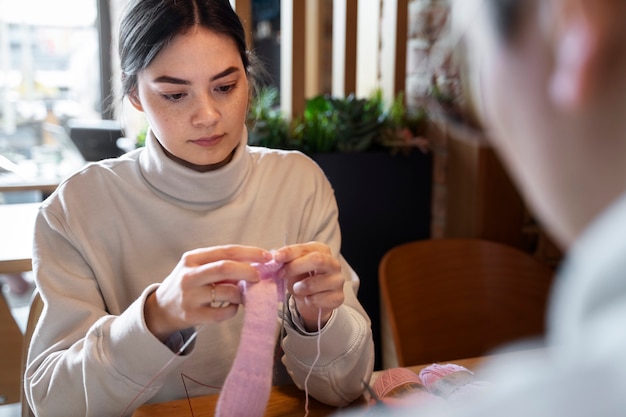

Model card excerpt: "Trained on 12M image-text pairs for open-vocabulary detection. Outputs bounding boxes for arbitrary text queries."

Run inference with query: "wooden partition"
[234,0,411,117]
[232,0,429,371]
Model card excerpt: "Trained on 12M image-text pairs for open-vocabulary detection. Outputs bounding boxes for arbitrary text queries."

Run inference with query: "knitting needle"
[361,379,385,406]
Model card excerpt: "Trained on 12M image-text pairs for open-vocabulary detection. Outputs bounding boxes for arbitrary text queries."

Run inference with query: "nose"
[191,93,220,127]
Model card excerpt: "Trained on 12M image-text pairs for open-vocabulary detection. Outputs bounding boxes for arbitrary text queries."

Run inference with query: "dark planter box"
[312,150,433,369]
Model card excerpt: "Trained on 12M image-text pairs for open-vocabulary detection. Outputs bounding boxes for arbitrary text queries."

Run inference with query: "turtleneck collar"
[138,127,252,206]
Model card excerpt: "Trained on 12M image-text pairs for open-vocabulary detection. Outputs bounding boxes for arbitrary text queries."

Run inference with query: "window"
[0,0,100,179]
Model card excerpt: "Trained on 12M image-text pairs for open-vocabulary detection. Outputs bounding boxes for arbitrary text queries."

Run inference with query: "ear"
[548,0,617,109]
[547,1,595,109]
[128,90,144,112]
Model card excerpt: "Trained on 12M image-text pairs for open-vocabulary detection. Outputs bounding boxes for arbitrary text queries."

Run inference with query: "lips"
[191,134,224,147]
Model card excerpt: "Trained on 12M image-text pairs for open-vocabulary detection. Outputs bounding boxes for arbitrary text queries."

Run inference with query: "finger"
[290,272,343,297]
[295,290,345,310]
[194,282,243,307]
[188,304,239,325]
[183,245,273,267]
[181,283,243,325]
[188,259,265,287]
[281,251,338,281]
[273,241,329,264]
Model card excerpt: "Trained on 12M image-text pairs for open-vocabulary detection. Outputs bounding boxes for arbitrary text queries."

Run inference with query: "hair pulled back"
[119,0,251,97]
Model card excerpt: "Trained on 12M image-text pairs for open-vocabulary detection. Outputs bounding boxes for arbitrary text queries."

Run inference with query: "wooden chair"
[0,291,23,405]
[379,238,556,368]
[21,290,42,417]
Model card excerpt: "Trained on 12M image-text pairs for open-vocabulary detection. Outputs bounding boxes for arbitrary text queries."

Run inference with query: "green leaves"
[247,86,427,154]
[246,87,289,149]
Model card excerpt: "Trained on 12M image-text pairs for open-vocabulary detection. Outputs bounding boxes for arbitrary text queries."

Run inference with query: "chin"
[189,153,234,172]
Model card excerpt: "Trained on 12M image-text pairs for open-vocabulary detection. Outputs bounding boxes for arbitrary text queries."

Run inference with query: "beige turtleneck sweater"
[25,130,374,416]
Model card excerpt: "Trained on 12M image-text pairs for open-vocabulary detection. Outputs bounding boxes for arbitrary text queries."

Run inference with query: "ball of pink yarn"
[419,363,491,403]
[373,368,422,398]
[371,368,439,407]
[418,363,471,389]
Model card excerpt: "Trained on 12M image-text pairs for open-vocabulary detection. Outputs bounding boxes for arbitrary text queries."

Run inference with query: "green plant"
[135,124,147,148]
[296,92,384,152]
[379,91,429,153]
[247,86,429,154]
[246,87,289,149]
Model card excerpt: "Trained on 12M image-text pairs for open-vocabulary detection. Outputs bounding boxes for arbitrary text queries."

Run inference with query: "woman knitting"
[23,1,375,415]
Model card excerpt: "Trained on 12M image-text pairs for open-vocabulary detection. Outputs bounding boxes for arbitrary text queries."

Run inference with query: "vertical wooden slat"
[332,0,357,97]
[394,0,408,97]
[291,1,306,117]
[343,0,358,96]
[305,0,320,97]
[319,0,334,94]
[232,0,253,50]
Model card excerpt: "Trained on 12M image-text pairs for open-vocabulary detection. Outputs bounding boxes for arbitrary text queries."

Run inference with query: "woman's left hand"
[274,242,344,332]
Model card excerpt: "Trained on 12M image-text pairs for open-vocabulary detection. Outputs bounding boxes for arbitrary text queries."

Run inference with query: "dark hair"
[488,0,524,41]
[119,0,255,97]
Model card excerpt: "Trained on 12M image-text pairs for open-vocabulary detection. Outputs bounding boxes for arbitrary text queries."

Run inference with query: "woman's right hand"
[144,245,273,342]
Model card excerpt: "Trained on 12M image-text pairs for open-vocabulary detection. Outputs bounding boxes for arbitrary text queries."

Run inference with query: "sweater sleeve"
[25,208,188,417]
[281,266,376,405]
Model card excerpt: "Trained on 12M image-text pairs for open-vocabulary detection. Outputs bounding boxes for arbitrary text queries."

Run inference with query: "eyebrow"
[153,66,241,85]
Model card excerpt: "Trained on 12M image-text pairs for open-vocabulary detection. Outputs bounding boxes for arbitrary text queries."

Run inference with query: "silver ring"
[209,284,230,308]
[210,300,231,308]
[213,301,231,308]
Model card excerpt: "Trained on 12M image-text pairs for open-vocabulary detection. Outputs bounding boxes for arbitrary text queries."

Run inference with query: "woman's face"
[131,27,249,172]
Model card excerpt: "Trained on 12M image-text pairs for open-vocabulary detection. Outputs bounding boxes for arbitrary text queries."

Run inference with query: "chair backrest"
[379,238,556,367]
[21,290,43,417]
[0,291,23,405]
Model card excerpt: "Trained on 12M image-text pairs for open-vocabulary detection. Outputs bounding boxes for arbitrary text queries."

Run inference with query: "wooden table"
[0,203,40,274]
[133,357,486,417]
[0,171,59,194]
[0,180,59,194]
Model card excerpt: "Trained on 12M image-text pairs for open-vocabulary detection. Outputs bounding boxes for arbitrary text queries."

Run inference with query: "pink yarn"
[215,259,284,417]
[371,368,440,407]
[418,363,491,402]
[253,259,286,301]
[418,363,471,389]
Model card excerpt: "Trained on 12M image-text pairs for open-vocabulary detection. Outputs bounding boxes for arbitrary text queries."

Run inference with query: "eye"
[161,92,186,102]
[215,83,236,94]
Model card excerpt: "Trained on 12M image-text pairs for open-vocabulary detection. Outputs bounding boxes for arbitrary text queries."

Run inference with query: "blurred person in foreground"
[343,0,626,415]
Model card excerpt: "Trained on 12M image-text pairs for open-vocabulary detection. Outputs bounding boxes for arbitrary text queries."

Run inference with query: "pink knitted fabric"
[215,259,284,417]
